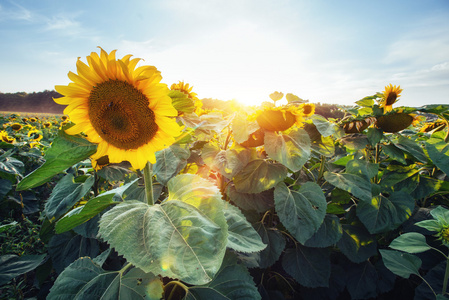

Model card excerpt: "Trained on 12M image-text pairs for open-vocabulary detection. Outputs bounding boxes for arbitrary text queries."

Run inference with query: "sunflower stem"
[143,162,154,206]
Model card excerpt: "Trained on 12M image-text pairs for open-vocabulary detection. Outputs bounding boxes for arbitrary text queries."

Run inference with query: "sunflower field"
[1,49,449,300]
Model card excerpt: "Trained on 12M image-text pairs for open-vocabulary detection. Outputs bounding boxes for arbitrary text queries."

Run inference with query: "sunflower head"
[43,122,52,128]
[300,103,315,117]
[11,123,23,131]
[54,47,183,170]
[61,115,68,121]
[419,121,446,133]
[22,118,28,122]
[376,112,414,133]
[1,131,15,144]
[29,118,37,122]
[380,84,403,112]
[240,128,265,147]
[91,155,110,170]
[251,105,303,132]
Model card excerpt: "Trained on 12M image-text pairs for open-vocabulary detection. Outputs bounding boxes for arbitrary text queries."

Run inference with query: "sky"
[0,0,448,107]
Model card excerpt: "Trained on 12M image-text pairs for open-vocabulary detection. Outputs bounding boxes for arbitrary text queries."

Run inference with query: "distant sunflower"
[170,81,203,114]
[43,122,52,128]
[380,84,403,112]
[29,118,37,122]
[54,47,183,170]
[11,123,22,131]
[300,103,315,117]
[1,131,14,144]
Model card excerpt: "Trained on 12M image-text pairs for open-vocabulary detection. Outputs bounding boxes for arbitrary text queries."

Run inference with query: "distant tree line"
[0,91,347,120]
[0,90,64,114]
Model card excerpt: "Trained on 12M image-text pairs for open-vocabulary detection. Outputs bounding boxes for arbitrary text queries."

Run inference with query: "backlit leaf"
[154,144,190,185]
[233,159,287,194]
[264,128,311,172]
[98,174,228,285]
[324,172,372,202]
[47,257,163,300]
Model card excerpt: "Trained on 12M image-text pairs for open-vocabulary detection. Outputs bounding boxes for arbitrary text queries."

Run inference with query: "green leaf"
[393,135,427,164]
[417,104,449,115]
[282,244,330,288]
[48,232,99,274]
[16,132,97,191]
[154,144,190,185]
[324,172,372,202]
[346,261,378,300]
[382,143,407,164]
[233,159,287,194]
[210,146,252,179]
[311,115,338,137]
[337,224,377,263]
[379,249,422,279]
[346,159,379,180]
[0,178,12,199]
[389,232,431,253]
[339,134,369,151]
[380,164,419,191]
[0,254,46,285]
[304,214,343,248]
[312,135,335,157]
[44,174,95,220]
[254,223,286,268]
[99,174,228,285]
[0,156,24,177]
[426,137,449,176]
[226,184,274,213]
[186,252,261,300]
[169,90,195,114]
[231,112,260,144]
[264,128,311,172]
[430,205,449,223]
[367,127,383,145]
[356,191,414,234]
[224,203,266,253]
[356,96,375,107]
[286,93,306,103]
[415,219,441,232]
[274,182,327,244]
[47,257,163,300]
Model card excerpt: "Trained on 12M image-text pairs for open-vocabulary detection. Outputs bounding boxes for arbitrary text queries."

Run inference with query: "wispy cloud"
[0,1,33,22]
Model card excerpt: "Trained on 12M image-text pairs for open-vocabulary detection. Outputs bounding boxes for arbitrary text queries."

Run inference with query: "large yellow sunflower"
[380,84,403,112]
[54,47,183,170]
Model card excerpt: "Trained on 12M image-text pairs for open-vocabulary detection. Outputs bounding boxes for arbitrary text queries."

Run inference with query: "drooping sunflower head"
[54,47,183,170]
[250,104,304,132]
[419,120,447,133]
[380,84,403,112]
[376,112,414,133]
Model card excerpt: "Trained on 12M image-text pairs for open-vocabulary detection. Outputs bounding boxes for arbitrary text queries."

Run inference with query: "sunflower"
[300,103,315,117]
[29,118,37,122]
[170,81,203,114]
[250,104,304,132]
[380,84,402,112]
[61,115,68,121]
[1,131,14,143]
[10,123,22,131]
[420,121,446,133]
[54,47,183,170]
[91,155,110,170]
[43,122,52,128]
[376,112,415,133]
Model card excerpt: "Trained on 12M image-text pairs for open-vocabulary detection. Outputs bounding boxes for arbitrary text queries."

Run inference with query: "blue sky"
[1,0,448,107]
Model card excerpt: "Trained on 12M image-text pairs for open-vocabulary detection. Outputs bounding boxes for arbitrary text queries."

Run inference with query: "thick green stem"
[316,155,326,183]
[143,162,154,206]
[442,257,449,295]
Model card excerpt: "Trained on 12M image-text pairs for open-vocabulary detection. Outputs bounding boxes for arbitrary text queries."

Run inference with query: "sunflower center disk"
[88,80,158,150]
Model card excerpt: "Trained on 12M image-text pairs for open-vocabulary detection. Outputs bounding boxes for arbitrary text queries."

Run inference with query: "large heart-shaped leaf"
[264,128,311,172]
[99,174,228,285]
[426,137,449,176]
[379,249,422,279]
[356,191,414,234]
[337,224,377,263]
[233,159,287,194]
[47,257,163,300]
[254,223,286,269]
[274,182,327,244]
[389,232,431,253]
[0,254,45,285]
